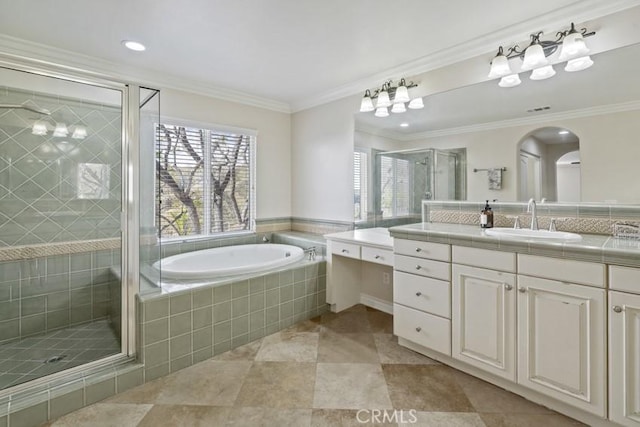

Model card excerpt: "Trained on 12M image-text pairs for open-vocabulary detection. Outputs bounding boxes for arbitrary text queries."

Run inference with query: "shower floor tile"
[0,319,120,390]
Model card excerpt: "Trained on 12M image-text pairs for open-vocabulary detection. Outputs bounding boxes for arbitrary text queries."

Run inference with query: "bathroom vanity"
[388,222,640,427]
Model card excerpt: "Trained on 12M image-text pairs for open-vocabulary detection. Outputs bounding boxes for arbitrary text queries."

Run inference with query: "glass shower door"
[0,66,125,390]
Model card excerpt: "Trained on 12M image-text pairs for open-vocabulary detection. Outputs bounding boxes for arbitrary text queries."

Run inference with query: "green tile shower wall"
[138,260,328,377]
[0,87,122,247]
[0,249,120,344]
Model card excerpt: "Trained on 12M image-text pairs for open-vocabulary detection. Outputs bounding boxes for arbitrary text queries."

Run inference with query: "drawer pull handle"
[415,248,422,253]
[415,327,422,332]
[504,284,513,291]
[341,249,349,253]
[518,287,527,293]
[416,292,422,297]
[613,306,623,313]
[415,265,422,270]
[375,255,381,259]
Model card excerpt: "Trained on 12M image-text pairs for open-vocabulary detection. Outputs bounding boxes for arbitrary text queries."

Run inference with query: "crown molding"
[0,34,291,114]
[291,0,640,113]
[400,100,640,141]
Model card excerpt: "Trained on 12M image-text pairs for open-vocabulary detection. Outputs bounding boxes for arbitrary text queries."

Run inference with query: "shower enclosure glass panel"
[0,67,124,390]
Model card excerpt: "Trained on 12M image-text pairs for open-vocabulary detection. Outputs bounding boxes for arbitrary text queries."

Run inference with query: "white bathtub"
[155,244,305,280]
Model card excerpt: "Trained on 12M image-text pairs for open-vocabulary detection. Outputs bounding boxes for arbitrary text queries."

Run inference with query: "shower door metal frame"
[0,55,141,394]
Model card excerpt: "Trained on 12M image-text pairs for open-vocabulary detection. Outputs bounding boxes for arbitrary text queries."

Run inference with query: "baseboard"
[360,293,393,314]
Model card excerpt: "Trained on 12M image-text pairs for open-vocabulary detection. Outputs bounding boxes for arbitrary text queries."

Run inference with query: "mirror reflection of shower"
[369,147,466,227]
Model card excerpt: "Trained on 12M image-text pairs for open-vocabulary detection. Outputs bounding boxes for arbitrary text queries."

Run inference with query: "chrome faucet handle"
[549,218,557,232]
[513,216,521,229]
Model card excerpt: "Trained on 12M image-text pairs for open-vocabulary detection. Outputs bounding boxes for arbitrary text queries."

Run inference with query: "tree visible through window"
[156,123,255,238]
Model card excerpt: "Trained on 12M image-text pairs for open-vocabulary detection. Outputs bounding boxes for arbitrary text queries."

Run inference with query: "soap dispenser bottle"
[480,200,494,229]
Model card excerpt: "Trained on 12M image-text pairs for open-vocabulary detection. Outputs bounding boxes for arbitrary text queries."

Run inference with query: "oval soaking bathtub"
[154,244,305,280]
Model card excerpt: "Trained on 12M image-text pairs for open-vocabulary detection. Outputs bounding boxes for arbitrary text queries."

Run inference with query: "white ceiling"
[0,0,624,112]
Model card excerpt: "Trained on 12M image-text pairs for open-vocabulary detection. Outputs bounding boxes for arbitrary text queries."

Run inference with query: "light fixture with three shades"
[359,78,424,117]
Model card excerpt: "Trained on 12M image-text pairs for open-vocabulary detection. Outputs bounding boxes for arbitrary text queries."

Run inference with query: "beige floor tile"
[49,403,152,427]
[452,370,554,414]
[213,339,263,361]
[235,361,316,408]
[479,413,587,426]
[105,376,169,404]
[320,310,371,334]
[155,360,252,406]
[374,334,440,365]
[281,318,322,333]
[317,330,379,363]
[313,363,392,410]
[137,404,231,427]
[382,365,474,412]
[225,407,312,426]
[255,331,319,362]
[402,411,487,426]
[311,408,397,426]
[367,311,394,334]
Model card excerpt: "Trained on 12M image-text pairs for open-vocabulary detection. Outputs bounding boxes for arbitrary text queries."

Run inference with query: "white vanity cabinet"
[452,262,517,381]
[517,256,607,418]
[393,239,452,355]
[609,266,640,426]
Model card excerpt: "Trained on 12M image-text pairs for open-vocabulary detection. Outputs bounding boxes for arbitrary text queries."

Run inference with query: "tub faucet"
[305,246,317,261]
[527,198,539,231]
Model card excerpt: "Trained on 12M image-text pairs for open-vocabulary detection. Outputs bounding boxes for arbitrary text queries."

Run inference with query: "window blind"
[353,151,368,221]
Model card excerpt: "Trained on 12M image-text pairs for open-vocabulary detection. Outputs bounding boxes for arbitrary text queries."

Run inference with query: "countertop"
[389,222,640,268]
[324,227,393,249]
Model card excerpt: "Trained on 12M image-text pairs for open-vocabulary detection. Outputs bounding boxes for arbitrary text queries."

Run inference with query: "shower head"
[0,101,51,115]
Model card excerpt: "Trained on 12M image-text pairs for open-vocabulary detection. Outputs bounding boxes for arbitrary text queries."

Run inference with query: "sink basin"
[484,228,582,242]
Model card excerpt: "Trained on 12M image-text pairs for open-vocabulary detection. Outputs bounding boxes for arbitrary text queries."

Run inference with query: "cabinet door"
[517,275,606,417]
[452,264,516,381]
[610,291,640,426]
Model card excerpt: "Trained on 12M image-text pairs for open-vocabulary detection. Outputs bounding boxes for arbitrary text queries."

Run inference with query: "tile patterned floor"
[0,320,120,390]
[45,306,585,426]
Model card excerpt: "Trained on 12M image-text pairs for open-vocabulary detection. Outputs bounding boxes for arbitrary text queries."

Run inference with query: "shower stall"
[368,147,466,227]
[0,65,158,392]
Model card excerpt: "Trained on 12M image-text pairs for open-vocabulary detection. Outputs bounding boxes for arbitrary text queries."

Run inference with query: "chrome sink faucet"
[527,198,539,231]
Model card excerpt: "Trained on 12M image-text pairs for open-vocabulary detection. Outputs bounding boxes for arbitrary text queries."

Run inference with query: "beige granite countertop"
[324,227,393,249]
[389,223,640,268]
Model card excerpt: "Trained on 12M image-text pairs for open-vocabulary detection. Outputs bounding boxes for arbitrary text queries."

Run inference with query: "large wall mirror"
[354,42,640,225]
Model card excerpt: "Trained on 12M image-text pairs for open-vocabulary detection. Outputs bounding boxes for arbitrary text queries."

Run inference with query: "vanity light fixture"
[72,125,88,139]
[488,23,595,88]
[359,78,422,117]
[31,120,48,136]
[53,122,69,137]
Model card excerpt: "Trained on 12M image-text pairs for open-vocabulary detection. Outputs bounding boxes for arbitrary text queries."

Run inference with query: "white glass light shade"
[53,123,69,137]
[564,56,594,72]
[558,32,589,61]
[72,125,88,139]
[498,74,521,88]
[394,85,410,103]
[391,102,406,114]
[374,107,389,117]
[32,121,48,136]
[488,54,512,79]
[407,97,424,109]
[359,92,375,112]
[530,64,556,80]
[521,43,548,71]
[376,90,391,108]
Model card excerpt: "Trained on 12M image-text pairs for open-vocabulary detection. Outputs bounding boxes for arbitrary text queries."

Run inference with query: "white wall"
[161,88,292,220]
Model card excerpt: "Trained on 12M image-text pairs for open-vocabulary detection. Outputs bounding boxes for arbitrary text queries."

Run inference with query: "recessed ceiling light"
[400,123,409,127]
[122,40,146,51]
[558,130,570,135]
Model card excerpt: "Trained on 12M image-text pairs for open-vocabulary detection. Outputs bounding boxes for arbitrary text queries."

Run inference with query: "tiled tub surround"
[138,259,328,382]
[423,200,640,236]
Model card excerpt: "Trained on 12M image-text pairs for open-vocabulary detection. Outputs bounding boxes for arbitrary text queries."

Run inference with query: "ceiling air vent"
[526,106,551,113]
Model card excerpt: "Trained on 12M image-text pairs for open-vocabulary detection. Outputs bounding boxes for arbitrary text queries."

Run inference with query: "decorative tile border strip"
[0,238,121,262]
[291,217,353,235]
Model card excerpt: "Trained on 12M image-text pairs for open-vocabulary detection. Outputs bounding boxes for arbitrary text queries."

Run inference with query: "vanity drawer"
[609,265,640,294]
[361,246,394,266]
[394,239,450,262]
[394,255,451,281]
[330,241,360,260]
[394,271,450,318]
[518,254,605,288]
[452,246,516,272]
[394,303,451,356]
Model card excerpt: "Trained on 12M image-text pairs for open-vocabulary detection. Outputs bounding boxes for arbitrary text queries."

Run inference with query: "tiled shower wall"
[0,248,120,345]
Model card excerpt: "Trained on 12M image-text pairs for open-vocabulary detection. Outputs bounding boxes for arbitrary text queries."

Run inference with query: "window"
[353,150,368,221]
[380,155,410,218]
[156,123,255,239]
